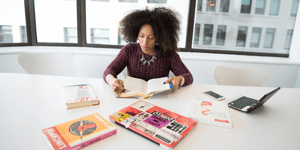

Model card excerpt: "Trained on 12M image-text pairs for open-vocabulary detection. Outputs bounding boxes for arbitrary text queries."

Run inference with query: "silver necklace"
[140,53,157,66]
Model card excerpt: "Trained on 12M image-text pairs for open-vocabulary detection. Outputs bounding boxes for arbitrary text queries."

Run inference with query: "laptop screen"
[252,87,280,109]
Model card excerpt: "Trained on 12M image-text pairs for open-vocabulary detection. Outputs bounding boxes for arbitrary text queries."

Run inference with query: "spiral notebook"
[109,100,198,149]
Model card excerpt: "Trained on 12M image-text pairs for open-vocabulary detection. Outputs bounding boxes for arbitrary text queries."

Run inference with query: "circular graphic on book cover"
[69,119,97,139]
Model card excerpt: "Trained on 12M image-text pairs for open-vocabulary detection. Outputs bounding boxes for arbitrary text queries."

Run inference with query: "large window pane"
[269,0,280,16]
[203,24,213,45]
[86,0,189,47]
[216,25,226,46]
[291,0,299,17]
[35,0,77,43]
[91,28,109,44]
[284,29,293,50]
[0,0,27,44]
[241,0,252,14]
[193,0,297,55]
[255,0,266,15]
[263,28,276,48]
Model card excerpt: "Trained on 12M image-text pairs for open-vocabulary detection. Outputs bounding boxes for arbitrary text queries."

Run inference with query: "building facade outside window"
[64,27,78,43]
[194,23,200,45]
[284,29,293,50]
[236,26,248,47]
[91,28,109,44]
[193,0,298,55]
[250,27,262,48]
[216,25,226,46]
[291,0,299,17]
[269,0,280,16]
[206,0,216,12]
[219,0,230,13]
[119,0,138,3]
[203,24,213,45]
[20,26,27,43]
[255,0,266,15]
[197,0,203,11]
[263,28,276,48]
[0,25,13,43]
[241,0,252,14]
[147,0,167,4]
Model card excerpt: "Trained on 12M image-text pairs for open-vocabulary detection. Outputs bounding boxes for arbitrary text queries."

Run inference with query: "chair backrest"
[18,53,73,76]
[213,66,269,86]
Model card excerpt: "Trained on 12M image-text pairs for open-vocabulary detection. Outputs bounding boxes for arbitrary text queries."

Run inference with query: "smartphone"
[202,91,225,101]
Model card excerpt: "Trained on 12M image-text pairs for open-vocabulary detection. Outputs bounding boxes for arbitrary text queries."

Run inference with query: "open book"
[119,76,172,99]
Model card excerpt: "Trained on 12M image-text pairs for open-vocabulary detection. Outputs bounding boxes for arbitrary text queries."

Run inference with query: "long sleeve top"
[103,43,193,86]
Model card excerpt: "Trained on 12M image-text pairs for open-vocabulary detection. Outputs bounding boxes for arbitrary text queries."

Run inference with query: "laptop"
[228,87,280,113]
[109,100,198,149]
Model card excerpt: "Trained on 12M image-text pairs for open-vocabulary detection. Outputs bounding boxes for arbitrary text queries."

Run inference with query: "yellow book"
[41,113,116,150]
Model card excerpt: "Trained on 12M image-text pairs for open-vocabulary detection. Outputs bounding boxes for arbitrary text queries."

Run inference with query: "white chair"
[213,66,269,86]
[18,53,73,76]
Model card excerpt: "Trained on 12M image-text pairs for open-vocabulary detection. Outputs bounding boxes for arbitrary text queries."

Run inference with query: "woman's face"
[138,24,156,55]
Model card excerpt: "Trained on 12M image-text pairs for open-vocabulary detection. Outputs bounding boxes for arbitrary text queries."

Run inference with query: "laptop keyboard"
[229,96,258,109]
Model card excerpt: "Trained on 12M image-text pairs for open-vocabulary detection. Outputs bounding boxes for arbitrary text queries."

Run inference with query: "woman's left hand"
[164,76,182,91]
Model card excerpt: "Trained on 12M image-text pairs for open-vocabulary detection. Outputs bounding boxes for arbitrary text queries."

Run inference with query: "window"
[64,27,78,43]
[147,0,167,4]
[263,28,276,48]
[206,0,216,12]
[255,0,266,15]
[91,0,109,1]
[20,26,27,43]
[269,0,280,16]
[91,28,109,44]
[85,0,189,47]
[194,24,200,45]
[118,33,127,45]
[203,24,213,45]
[216,25,226,46]
[35,0,77,43]
[284,30,293,50]
[236,26,248,47]
[119,0,138,3]
[250,27,262,48]
[291,0,299,17]
[197,0,202,11]
[220,0,230,13]
[0,25,13,43]
[241,0,252,14]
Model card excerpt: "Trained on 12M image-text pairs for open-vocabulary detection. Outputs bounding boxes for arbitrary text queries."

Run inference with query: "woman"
[103,7,193,96]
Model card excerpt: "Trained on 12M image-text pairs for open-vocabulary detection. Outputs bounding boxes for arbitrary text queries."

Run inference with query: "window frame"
[0,0,295,57]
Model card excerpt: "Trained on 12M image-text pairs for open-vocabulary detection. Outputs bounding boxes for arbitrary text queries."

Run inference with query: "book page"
[122,76,147,96]
[147,77,170,95]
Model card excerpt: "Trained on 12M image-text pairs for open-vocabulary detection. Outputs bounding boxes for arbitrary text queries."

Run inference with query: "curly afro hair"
[119,7,181,58]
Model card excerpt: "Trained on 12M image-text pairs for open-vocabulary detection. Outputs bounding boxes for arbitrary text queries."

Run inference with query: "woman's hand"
[164,76,183,91]
[106,74,125,97]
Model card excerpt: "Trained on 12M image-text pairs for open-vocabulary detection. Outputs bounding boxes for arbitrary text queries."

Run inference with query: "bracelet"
[179,76,185,86]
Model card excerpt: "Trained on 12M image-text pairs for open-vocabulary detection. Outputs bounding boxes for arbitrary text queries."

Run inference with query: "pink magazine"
[109,100,198,149]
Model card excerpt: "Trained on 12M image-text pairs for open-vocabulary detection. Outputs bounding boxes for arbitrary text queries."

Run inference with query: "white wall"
[0,46,299,88]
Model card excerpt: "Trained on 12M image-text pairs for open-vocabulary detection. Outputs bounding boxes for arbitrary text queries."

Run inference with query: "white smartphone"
[202,91,226,101]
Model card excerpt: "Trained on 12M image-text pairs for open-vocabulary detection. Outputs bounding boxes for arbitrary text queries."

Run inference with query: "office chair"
[213,66,269,86]
[18,53,73,76]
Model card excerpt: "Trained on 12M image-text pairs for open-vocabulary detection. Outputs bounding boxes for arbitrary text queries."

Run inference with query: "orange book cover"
[42,113,116,150]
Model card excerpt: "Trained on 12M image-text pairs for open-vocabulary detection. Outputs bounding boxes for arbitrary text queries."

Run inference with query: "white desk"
[0,73,299,150]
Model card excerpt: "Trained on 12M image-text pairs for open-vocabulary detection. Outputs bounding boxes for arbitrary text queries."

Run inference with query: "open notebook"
[109,100,198,149]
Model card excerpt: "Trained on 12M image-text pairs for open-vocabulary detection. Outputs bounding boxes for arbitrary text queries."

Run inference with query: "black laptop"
[228,87,280,113]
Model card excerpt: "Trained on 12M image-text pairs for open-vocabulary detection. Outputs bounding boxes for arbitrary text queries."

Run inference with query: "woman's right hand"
[106,74,125,97]
[110,78,125,97]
